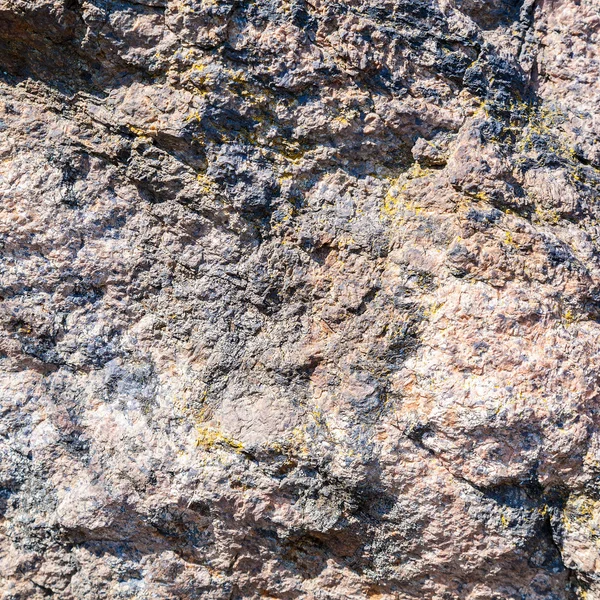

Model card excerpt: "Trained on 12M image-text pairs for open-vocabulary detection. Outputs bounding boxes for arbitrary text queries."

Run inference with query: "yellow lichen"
[195,424,244,451]
[504,231,518,248]
[196,173,217,195]
[127,124,151,138]
[407,163,432,179]
[268,426,310,458]
[562,494,600,540]
[534,206,561,225]
[562,307,577,327]
[381,184,401,218]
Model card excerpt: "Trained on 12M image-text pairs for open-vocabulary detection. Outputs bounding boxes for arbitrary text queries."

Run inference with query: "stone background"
[1,0,600,598]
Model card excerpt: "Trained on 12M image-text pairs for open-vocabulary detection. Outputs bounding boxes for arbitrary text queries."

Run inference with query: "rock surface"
[1,0,600,598]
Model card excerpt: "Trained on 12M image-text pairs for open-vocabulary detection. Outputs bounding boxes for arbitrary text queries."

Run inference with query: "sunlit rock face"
[1,1,600,598]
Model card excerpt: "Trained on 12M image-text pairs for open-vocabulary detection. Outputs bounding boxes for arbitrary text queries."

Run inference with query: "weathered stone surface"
[1,0,600,598]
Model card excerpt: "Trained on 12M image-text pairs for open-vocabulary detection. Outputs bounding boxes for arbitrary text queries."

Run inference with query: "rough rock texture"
[1,0,600,598]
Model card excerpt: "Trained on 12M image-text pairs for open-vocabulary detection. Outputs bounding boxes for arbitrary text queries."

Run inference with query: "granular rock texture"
[1,0,600,598]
